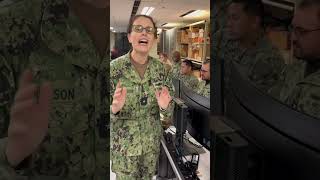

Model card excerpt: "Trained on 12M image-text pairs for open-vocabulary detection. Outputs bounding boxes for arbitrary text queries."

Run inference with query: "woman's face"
[128,17,156,55]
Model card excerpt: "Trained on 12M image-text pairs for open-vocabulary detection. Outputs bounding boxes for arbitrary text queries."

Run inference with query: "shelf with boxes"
[177,20,210,63]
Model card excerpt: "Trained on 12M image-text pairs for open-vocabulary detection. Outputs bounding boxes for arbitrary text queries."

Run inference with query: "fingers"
[38,82,53,112]
[122,87,127,97]
[113,84,126,99]
[156,86,170,97]
[162,86,169,92]
[113,87,123,96]
[111,86,127,114]
[116,81,121,89]
[18,70,33,89]
[11,99,36,116]
[14,84,37,102]
[155,90,161,99]
[8,120,28,136]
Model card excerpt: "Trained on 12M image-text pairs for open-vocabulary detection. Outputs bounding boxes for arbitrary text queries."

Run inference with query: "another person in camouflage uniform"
[180,60,199,90]
[212,0,285,95]
[276,0,320,119]
[170,51,181,79]
[197,59,210,98]
[110,15,173,180]
[159,53,172,73]
[0,0,109,179]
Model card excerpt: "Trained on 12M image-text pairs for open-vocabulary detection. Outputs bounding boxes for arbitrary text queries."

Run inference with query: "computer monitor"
[221,63,320,179]
[179,81,211,148]
[172,78,180,98]
[172,97,189,150]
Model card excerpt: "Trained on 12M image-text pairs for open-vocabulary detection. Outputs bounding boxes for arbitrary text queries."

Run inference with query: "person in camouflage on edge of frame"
[0,0,109,179]
[170,51,181,80]
[212,0,285,97]
[276,0,320,119]
[110,15,174,180]
[197,59,210,98]
[179,59,199,90]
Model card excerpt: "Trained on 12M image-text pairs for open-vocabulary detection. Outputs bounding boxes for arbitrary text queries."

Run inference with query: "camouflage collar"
[122,51,156,83]
[40,4,101,71]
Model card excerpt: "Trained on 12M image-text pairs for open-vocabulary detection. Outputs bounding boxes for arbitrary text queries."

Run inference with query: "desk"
[159,126,210,180]
[110,126,210,180]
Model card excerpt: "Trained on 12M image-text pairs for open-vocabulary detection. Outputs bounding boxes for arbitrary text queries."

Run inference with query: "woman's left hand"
[155,86,172,110]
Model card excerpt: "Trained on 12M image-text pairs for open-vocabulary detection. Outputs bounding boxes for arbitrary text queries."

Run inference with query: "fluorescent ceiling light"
[110,27,114,30]
[157,28,162,34]
[161,23,183,28]
[141,7,155,15]
[146,7,154,15]
[188,20,206,26]
[181,10,207,18]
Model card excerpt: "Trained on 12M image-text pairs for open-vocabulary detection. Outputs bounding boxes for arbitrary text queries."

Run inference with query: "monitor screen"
[179,80,211,148]
[224,63,320,179]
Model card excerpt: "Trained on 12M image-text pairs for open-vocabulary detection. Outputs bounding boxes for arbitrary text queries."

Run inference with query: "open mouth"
[138,39,149,45]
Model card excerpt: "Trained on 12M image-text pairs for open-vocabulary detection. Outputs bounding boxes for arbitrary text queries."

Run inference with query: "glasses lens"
[146,27,155,34]
[133,25,143,33]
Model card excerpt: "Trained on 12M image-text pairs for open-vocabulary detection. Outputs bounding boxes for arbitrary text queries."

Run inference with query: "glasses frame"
[131,25,155,34]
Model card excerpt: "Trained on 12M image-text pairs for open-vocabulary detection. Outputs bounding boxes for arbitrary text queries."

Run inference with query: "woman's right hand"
[111,81,127,114]
[6,70,52,166]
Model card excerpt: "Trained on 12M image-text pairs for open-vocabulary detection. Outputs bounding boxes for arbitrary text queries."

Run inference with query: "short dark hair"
[127,15,157,37]
[231,0,265,27]
[203,59,210,65]
[172,51,181,63]
[182,59,193,69]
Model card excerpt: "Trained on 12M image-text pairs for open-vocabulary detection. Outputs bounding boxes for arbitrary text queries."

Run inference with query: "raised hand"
[6,70,52,166]
[111,81,127,114]
[155,86,172,110]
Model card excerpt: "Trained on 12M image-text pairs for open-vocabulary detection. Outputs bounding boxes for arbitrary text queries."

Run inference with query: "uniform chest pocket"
[49,80,90,134]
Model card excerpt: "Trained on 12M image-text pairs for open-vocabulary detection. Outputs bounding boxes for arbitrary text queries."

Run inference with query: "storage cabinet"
[177,20,210,63]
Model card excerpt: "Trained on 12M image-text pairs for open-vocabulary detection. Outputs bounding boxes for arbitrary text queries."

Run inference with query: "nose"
[141,28,148,35]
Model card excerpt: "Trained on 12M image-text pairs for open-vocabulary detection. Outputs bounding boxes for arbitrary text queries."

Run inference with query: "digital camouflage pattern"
[212,29,285,94]
[110,52,173,179]
[112,151,158,180]
[0,0,37,138]
[171,62,181,80]
[277,60,320,119]
[180,74,199,90]
[197,81,210,98]
[0,0,108,179]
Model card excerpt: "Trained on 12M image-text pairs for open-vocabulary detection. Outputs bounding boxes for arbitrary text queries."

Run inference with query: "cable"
[174,140,200,180]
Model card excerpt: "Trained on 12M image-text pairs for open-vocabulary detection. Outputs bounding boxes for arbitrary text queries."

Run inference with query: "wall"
[149,41,158,59]
[114,33,131,56]
[158,28,178,59]
[110,32,115,50]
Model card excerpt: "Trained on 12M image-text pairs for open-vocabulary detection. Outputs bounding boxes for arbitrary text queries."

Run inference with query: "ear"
[127,33,133,44]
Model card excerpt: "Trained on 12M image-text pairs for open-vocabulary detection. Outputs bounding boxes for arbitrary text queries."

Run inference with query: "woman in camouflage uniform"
[110,15,173,180]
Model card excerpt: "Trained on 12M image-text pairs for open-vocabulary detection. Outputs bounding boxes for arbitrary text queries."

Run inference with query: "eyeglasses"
[132,25,155,34]
[288,24,320,36]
